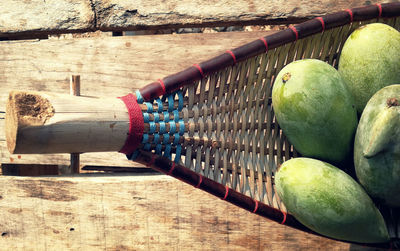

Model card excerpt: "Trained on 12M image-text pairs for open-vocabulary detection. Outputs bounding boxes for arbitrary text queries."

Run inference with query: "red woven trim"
[226,50,237,64]
[193,64,205,78]
[289,26,299,41]
[168,163,176,175]
[345,9,354,22]
[157,79,166,95]
[195,175,203,188]
[281,211,287,224]
[376,4,382,17]
[222,186,230,200]
[315,17,325,31]
[118,93,144,155]
[259,37,268,51]
[253,200,259,213]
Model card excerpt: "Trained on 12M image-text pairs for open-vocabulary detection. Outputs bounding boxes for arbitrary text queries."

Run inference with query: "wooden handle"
[5,91,129,154]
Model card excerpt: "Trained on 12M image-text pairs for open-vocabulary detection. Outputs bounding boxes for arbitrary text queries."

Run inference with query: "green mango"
[338,23,400,113]
[354,84,400,207]
[272,59,358,165]
[275,157,389,243]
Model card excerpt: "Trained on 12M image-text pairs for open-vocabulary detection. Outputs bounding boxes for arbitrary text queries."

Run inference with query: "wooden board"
[0,174,376,250]
[0,31,277,167]
[0,0,389,37]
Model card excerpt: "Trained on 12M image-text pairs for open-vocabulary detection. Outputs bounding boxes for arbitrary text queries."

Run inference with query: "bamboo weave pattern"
[129,17,400,214]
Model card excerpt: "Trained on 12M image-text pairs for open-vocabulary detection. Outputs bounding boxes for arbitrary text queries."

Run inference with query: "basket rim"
[138,2,400,102]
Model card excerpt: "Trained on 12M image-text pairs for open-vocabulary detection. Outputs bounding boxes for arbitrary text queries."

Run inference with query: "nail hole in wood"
[70,228,75,231]
[2,232,8,236]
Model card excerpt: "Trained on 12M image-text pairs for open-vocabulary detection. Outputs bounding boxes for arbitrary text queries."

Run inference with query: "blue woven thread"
[174,145,182,163]
[159,122,166,134]
[135,90,144,104]
[144,143,151,151]
[142,134,149,144]
[145,102,153,113]
[155,144,162,155]
[163,111,170,122]
[173,133,180,145]
[169,121,176,134]
[154,134,160,144]
[164,144,172,159]
[143,113,150,123]
[168,94,174,112]
[179,120,185,135]
[178,91,183,111]
[156,98,163,112]
[149,122,156,134]
[153,112,160,123]
[128,150,140,160]
[163,134,170,144]
[173,110,179,122]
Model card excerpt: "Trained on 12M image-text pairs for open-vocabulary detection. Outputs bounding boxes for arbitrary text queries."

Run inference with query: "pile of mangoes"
[271,23,400,243]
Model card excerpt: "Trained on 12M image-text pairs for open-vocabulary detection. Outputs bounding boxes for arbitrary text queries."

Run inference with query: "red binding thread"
[226,50,237,64]
[118,93,144,155]
[259,37,268,52]
[157,79,166,95]
[289,26,299,41]
[195,175,203,188]
[376,4,382,18]
[315,17,325,31]
[193,64,205,78]
[281,211,287,224]
[222,186,230,200]
[253,200,259,213]
[168,163,176,175]
[345,9,354,22]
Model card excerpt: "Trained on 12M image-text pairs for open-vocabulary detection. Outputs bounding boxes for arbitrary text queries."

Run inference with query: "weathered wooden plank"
[0,174,371,250]
[0,0,391,37]
[0,31,274,166]
[0,1,95,37]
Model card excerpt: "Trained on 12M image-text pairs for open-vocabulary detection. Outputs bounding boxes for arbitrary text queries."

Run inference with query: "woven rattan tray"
[115,3,400,248]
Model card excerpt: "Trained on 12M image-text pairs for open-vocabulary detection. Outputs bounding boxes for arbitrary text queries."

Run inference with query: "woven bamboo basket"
[127,3,400,248]
[5,2,400,249]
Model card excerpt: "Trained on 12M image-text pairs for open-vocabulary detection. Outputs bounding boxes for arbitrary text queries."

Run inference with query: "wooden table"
[0,1,389,250]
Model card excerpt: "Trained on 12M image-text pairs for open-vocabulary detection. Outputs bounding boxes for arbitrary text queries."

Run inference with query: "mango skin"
[275,158,389,243]
[354,85,400,207]
[272,59,358,165]
[338,23,400,113]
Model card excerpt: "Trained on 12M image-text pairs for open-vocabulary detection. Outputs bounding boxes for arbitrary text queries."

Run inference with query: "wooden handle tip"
[5,91,55,154]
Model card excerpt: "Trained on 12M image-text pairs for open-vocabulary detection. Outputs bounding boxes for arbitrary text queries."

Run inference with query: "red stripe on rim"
[195,175,203,188]
[281,211,287,224]
[226,50,237,64]
[193,63,205,78]
[345,9,354,22]
[222,185,230,200]
[376,3,382,17]
[253,200,259,213]
[289,26,299,41]
[315,17,325,31]
[259,37,268,51]
[157,79,166,94]
[168,162,176,175]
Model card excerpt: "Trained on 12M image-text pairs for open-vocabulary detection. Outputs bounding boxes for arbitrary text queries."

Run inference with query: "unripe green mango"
[272,59,358,165]
[275,157,389,243]
[354,84,400,207]
[338,23,400,113]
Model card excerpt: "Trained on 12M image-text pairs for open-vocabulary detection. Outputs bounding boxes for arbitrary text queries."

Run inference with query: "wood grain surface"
[0,174,378,250]
[0,0,393,37]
